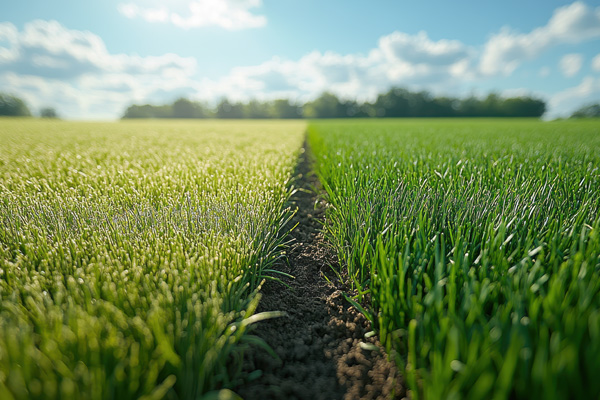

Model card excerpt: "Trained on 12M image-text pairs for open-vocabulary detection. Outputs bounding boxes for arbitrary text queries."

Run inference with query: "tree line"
[123,88,547,119]
[569,103,600,119]
[0,92,58,118]
[4,89,574,120]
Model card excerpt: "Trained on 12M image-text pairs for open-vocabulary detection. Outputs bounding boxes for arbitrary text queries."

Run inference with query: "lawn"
[309,118,600,399]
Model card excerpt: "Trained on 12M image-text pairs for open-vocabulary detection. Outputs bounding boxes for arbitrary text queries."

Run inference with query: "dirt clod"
[236,144,404,400]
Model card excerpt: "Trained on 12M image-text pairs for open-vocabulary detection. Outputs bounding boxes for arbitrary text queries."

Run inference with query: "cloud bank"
[559,54,583,77]
[117,0,267,30]
[480,1,600,75]
[1,2,600,119]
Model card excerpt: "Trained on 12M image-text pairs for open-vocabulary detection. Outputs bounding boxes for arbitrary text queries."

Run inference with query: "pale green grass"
[0,119,305,399]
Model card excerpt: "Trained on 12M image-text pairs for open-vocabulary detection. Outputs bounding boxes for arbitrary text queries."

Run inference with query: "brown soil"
[235,143,404,400]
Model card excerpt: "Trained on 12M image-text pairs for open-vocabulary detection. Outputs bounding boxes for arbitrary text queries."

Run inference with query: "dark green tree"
[172,98,208,118]
[40,107,59,118]
[570,103,600,119]
[120,89,547,120]
[303,92,345,118]
[457,96,484,117]
[216,99,244,119]
[374,88,411,117]
[122,104,172,119]
[244,100,270,119]
[0,93,31,117]
[270,99,301,119]
[500,97,546,117]
[481,93,503,117]
[429,97,457,117]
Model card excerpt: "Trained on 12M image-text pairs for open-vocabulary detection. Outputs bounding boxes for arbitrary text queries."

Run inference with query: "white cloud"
[117,3,139,19]
[118,0,266,30]
[380,31,471,66]
[3,3,600,120]
[0,22,18,63]
[0,19,477,118]
[0,20,199,118]
[559,53,583,77]
[211,32,475,104]
[548,75,600,117]
[480,1,600,76]
[593,54,600,72]
[0,20,196,79]
[0,17,516,118]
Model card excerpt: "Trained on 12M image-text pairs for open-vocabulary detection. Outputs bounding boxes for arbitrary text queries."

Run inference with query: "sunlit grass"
[0,119,305,399]
[309,118,600,399]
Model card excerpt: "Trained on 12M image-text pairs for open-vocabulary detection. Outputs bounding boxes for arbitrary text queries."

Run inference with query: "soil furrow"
[236,142,404,400]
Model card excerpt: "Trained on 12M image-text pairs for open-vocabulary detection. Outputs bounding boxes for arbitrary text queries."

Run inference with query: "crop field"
[309,119,600,399]
[0,119,305,399]
[1,117,599,400]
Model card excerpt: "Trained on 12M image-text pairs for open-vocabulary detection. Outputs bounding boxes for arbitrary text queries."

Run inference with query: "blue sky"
[1,0,600,119]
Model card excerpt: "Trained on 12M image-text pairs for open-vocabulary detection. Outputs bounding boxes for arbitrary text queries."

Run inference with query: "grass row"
[309,119,600,399]
[0,119,305,399]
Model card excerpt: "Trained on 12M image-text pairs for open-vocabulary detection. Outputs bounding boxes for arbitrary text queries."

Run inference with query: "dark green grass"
[309,118,600,399]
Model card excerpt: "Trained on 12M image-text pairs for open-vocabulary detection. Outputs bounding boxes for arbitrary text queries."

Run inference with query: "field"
[1,117,599,399]
[0,119,304,399]
[309,119,600,399]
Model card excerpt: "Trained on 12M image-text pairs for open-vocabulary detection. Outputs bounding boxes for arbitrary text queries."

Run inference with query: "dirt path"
[236,144,404,400]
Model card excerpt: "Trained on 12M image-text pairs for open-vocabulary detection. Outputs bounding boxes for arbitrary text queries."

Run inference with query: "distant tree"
[481,93,503,117]
[172,98,209,118]
[408,91,433,117]
[119,88,547,120]
[270,99,302,119]
[244,100,270,119]
[122,104,172,119]
[456,94,546,118]
[570,103,600,119]
[40,107,59,118]
[122,105,152,119]
[457,96,483,117]
[0,93,31,117]
[303,92,345,118]
[373,88,437,117]
[500,97,546,117]
[429,97,457,117]
[373,88,411,117]
[342,100,370,118]
[154,104,175,118]
[216,99,244,119]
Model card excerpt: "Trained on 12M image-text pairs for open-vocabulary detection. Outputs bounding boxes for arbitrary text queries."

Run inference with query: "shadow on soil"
[235,139,404,400]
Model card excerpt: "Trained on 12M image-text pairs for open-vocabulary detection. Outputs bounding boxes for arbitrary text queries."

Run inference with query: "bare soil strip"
[236,143,404,400]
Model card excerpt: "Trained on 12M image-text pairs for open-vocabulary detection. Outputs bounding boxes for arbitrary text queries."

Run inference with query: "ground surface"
[236,144,404,400]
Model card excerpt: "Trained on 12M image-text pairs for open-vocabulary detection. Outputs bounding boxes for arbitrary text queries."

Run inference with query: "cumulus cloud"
[480,1,600,75]
[118,0,266,30]
[210,31,475,104]
[559,53,583,77]
[0,20,196,79]
[0,20,199,118]
[379,31,470,66]
[593,54,600,72]
[2,3,600,119]
[0,22,18,63]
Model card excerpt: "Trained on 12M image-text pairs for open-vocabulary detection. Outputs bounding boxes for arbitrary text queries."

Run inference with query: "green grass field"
[309,119,600,399]
[0,119,305,399]
[1,117,599,399]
